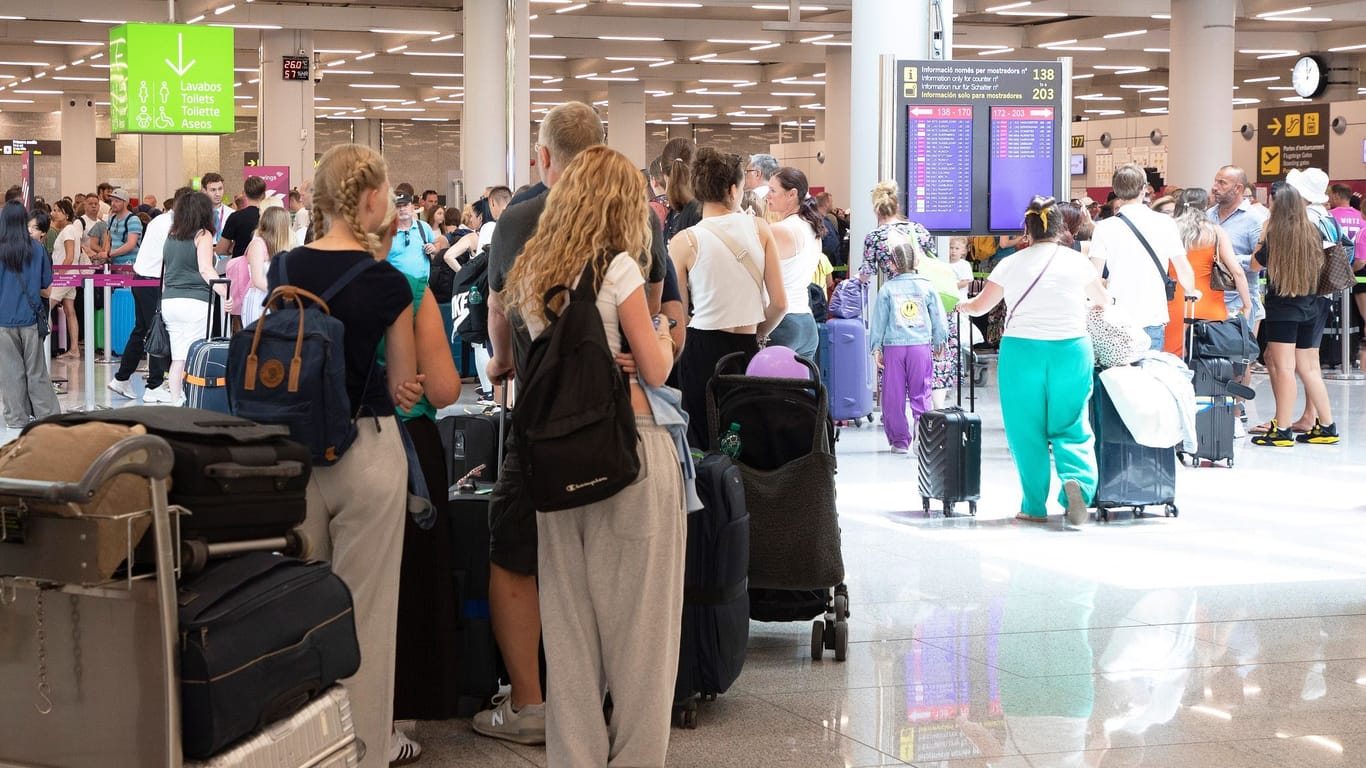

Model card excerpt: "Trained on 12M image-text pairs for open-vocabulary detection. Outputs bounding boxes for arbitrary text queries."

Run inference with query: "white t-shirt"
[775,215,821,316]
[950,258,973,283]
[134,209,174,277]
[51,222,82,266]
[1088,202,1185,326]
[478,221,497,251]
[524,251,646,357]
[988,242,1097,340]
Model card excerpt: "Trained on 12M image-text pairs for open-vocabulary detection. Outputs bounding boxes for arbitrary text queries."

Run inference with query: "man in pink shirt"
[1327,183,1366,370]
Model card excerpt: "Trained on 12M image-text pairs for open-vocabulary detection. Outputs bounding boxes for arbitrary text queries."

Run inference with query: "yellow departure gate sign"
[109,23,235,135]
[1256,104,1329,183]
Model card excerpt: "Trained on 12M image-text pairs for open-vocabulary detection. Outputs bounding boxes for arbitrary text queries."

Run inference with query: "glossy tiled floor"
[7,353,1366,767]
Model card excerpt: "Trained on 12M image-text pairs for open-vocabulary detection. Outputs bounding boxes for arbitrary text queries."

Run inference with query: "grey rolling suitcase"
[185,685,363,768]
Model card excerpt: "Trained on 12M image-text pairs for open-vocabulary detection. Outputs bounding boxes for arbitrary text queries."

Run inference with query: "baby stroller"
[707,352,850,660]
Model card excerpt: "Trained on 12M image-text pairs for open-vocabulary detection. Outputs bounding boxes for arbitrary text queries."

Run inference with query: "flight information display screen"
[905,105,974,232]
[989,106,1056,232]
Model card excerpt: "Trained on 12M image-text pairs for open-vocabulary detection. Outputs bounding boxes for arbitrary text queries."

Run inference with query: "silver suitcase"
[185,686,362,768]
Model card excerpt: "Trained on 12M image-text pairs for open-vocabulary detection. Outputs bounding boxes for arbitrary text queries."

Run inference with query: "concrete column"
[1169,0,1234,188]
[60,93,98,198]
[824,47,851,214]
[608,81,647,168]
[353,119,383,152]
[462,0,530,190]
[139,135,185,202]
[258,30,316,190]
[850,0,927,273]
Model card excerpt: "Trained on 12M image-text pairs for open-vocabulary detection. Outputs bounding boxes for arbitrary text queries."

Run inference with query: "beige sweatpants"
[299,416,408,768]
[537,419,687,768]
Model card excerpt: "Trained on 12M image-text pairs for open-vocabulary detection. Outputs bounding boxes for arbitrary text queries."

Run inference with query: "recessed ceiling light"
[315,49,361,54]
[599,36,663,41]
[1103,29,1147,39]
[555,3,588,12]
[624,1,702,6]
[370,28,438,35]
[208,23,281,29]
[350,83,401,89]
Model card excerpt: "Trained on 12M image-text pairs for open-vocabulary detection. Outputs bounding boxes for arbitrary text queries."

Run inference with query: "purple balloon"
[746,345,811,379]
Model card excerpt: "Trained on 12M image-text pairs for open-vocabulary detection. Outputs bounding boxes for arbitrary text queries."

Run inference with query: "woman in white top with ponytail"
[669,146,786,448]
[764,166,825,360]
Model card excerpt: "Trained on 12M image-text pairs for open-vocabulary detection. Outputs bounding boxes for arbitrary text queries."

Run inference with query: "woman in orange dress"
[1164,188,1251,356]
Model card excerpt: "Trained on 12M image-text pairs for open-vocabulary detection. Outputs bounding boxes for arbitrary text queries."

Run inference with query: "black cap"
[394,193,413,206]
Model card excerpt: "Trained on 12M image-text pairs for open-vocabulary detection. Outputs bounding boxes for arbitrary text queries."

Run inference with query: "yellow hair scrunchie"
[1027,207,1050,231]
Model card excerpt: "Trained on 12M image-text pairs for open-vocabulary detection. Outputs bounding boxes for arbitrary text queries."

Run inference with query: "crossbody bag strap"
[701,220,765,292]
[1004,245,1060,330]
[1115,212,1168,282]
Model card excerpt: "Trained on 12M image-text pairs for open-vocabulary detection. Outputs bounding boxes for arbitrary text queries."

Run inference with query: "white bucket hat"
[1285,167,1330,206]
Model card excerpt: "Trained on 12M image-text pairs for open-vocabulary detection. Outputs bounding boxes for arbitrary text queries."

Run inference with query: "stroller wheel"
[833,621,849,661]
[811,620,826,661]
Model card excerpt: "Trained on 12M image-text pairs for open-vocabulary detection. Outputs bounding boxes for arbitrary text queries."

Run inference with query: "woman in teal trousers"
[956,196,1110,526]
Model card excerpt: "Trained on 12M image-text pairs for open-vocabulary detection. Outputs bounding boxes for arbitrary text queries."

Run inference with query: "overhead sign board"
[109,23,235,135]
[1256,104,1330,183]
[896,60,1068,235]
[2,139,61,156]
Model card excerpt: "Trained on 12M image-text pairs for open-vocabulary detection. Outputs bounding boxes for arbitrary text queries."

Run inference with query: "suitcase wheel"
[811,620,826,661]
[921,497,931,516]
[1165,504,1179,518]
[1097,508,1110,523]
[968,501,977,516]
[673,698,698,729]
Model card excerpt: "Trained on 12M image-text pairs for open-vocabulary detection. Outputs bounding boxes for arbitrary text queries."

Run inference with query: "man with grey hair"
[746,153,779,217]
[1088,163,1199,349]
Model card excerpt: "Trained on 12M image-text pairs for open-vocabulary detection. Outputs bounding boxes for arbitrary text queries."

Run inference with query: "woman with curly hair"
[503,145,686,767]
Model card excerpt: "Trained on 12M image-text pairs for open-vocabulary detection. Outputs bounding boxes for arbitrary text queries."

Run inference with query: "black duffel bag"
[1190,315,1258,363]
[179,553,361,759]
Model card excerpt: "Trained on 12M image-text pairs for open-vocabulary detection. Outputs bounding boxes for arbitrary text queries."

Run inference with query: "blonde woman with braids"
[273,143,419,768]
[957,196,1110,527]
[503,145,684,767]
[239,205,291,326]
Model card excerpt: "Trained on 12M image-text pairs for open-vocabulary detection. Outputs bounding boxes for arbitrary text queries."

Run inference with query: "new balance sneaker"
[1250,420,1294,447]
[472,692,546,745]
[141,383,177,404]
[106,378,136,400]
[1296,420,1340,445]
[388,728,422,766]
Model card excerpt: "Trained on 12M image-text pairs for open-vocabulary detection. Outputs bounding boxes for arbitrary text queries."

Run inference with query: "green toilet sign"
[110,23,235,135]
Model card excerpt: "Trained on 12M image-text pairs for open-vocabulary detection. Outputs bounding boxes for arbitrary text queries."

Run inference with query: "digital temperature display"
[282,55,311,81]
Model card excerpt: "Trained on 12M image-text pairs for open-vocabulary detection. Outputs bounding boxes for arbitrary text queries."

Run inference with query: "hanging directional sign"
[1256,103,1330,183]
[109,23,235,135]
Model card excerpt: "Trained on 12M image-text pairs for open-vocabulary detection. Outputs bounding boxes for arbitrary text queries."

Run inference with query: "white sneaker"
[1233,418,1247,439]
[141,384,177,404]
[472,692,546,745]
[388,728,422,766]
[106,378,136,399]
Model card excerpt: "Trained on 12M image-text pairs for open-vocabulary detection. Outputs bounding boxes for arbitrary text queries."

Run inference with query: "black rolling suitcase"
[1090,373,1178,521]
[917,317,982,516]
[438,411,500,485]
[30,407,310,547]
[1182,303,1246,468]
[674,452,750,728]
[177,552,360,759]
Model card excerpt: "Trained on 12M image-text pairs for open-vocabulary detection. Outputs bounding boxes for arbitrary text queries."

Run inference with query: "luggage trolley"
[0,434,186,768]
[707,352,851,662]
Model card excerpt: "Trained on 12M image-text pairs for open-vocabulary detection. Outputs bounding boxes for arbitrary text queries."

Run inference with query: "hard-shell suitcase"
[1191,355,1235,398]
[1090,373,1178,521]
[32,407,310,549]
[438,412,499,486]
[185,685,361,767]
[918,318,982,516]
[674,452,750,728]
[816,321,832,394]
[178,553,361,760]
[1183,396,1237,468]
[827,317,874,424]
[185,279,232,413]
[446,484,505,716]
[111,286,136,356]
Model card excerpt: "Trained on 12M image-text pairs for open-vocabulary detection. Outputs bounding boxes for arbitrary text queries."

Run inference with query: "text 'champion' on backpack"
[513,256,640,511]
[227,253,373,466]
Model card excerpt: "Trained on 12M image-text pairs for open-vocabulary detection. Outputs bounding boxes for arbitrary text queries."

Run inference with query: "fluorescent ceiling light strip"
[33,40,103,46]
[770,91,815,96]
[556,3,589,12]
[431,34,455,43]
[814,41,851,46]
[753,4,828,10]
[600,36,664,41]
[649,60,675,67]
[1329,43,1366,52]
[1266,16,1333,22]
[978,48,1014,56]
[986,1,1031,11]
[214,4,236,15]
[207,24,282,29]
[707,39,771,45]
[315,49,361,54]
[403,51,463,57]
[801,34,834,43]
[996,11,1067,16]
[356,52,376,60]
[350,83,401,88]
[52,76,104,81]
[411,71,461,77]
[187,15,205,23]
[1103,29,1146,39]
[1243,76,1281,83]
[79,19,125,24]
[326,69,374,75]
[1257,6,1311,17]
[370,28,439,35]
[0,61,50,66]
[607,57,666,62]
[1045,46,1105,52]
[1041,39,1077,47]
[624,2,703,7]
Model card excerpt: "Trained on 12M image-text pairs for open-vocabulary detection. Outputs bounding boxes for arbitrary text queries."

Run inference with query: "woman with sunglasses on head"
[956,196,1110,527]
[763,166,826,361]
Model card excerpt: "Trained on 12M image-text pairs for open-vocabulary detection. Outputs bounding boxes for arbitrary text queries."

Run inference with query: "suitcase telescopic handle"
[204,460,306,479]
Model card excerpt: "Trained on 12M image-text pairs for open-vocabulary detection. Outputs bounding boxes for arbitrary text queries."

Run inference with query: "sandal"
[1249,422,1273,435]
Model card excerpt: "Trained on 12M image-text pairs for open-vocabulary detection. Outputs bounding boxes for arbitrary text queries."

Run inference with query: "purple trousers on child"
[881,343,934,450]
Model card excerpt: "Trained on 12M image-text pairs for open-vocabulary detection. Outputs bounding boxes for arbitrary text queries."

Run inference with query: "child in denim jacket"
[870,241,949,453]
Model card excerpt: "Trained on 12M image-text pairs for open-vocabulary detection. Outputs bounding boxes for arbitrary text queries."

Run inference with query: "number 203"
[1032,87,1055,100]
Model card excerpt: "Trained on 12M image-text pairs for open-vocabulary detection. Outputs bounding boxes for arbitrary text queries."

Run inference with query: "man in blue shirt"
[1207,165,1267,321]
[106,188,143,267]
[385,192,448,283]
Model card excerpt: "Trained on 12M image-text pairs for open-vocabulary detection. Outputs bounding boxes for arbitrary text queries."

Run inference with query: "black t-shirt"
[488,190,668,293]
[267,247,412,415]
[221,206,261,258]
[1255,241,1321,323]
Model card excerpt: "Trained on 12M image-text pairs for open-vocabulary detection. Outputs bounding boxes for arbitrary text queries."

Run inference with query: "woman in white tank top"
[764,167,826,360]
[668,147,787,448]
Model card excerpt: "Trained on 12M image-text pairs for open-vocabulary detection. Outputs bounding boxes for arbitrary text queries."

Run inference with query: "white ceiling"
[0,0,1363,128]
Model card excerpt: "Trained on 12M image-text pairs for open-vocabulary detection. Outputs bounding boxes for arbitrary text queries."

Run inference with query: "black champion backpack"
[513,256,640,511]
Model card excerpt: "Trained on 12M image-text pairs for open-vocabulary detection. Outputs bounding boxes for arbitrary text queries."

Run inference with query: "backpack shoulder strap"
[321,257,378,304]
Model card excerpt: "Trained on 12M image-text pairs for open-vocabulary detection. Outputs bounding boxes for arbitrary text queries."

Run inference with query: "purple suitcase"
[827,317,873,423]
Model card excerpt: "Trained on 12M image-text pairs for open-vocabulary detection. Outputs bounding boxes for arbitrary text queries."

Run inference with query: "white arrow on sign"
[910,107,935,117]
[164,33,196,77]
[1029,109,1053,118]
